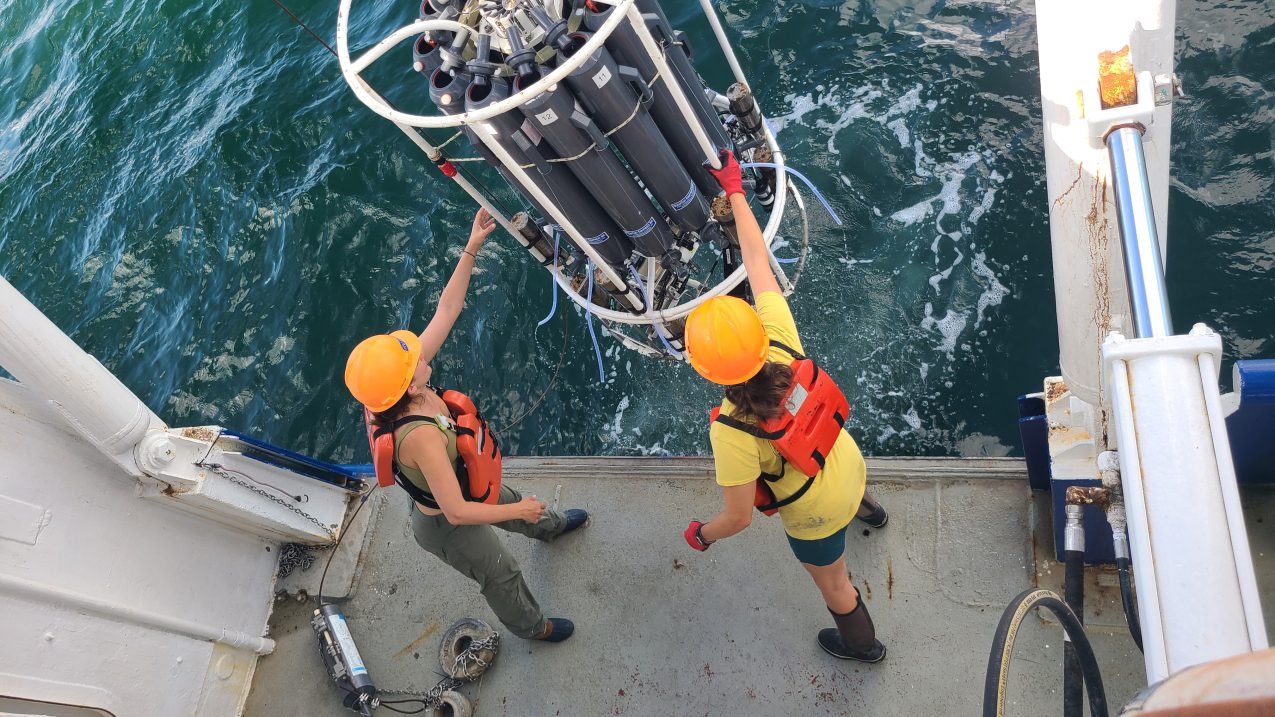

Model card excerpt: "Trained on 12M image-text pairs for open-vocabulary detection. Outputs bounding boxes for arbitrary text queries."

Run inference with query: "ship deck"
[245,457,1275,716]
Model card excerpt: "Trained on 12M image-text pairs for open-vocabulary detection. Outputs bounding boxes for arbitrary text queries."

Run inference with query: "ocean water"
[1,0,1272,462]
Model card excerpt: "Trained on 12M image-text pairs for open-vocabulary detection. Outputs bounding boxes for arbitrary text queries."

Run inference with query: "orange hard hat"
[345,330,422,412]
[684,296,768,385]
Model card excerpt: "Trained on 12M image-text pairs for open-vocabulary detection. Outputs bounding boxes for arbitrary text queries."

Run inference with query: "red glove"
[705,150,744,198]
[684,520,712,551]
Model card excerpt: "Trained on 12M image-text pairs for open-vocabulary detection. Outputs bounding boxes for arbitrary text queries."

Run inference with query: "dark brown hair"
[370,391,413,430]
[723,362,794,422]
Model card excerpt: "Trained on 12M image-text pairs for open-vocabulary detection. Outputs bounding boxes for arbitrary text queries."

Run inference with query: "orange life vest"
[364,388,502,508]
[710,341,850,515]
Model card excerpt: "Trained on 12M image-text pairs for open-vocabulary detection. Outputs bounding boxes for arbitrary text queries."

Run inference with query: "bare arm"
[699,482,755,542]
[731,193,782,298]
[417,208,497,363]
[706,150,782,298]
[400,426,544,526]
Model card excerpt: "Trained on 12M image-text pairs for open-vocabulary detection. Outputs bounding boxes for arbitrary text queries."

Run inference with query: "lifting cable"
[492,306,570,438]
[269,0,516,220]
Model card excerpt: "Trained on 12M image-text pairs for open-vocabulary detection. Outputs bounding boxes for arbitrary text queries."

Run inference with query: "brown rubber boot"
[818,589,886,663]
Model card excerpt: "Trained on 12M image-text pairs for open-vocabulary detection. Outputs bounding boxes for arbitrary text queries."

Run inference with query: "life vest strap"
[755,473,815,513]
[713,411,787,441]
[768,339,806,361]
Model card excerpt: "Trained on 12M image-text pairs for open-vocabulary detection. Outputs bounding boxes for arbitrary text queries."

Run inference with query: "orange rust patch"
[1098,46,1136,109]
[1045,379,1068,404]
[393,621,441,659]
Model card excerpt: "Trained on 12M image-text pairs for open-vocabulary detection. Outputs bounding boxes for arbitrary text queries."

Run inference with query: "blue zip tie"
[739,161,843,226]
[536,229,562,328]
[585,265,606,383]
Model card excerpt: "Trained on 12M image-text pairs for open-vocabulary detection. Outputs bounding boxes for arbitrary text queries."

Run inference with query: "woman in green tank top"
[346,208,588,642]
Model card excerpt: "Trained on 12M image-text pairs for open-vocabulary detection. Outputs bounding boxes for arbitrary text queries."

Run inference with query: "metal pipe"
[0,572,276,655]
[696,0,749,89]
[0,277,165,478]
[1193,327,1269,649]
[1105,329,1268,681]
[1062,494,1092,717]
[1107,126,1172,338]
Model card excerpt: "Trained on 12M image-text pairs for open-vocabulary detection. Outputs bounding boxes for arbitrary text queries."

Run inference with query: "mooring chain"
[451,632,501,677]
[376,630,501,708]
[200,462,336,541]
[375,676,463,708]
[277,542,333,578]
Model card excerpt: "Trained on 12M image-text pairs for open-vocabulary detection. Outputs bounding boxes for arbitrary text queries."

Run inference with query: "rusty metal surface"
[1066,485,1111,509]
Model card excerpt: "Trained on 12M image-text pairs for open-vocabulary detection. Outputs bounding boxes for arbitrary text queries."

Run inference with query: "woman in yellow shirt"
[682,152,887,663]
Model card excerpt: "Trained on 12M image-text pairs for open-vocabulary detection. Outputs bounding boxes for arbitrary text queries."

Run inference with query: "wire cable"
[493,308,570,437]
[317,482,376,606]
[268,0,519,221]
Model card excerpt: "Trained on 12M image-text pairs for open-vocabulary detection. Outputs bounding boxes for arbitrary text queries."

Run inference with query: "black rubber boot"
[855,492,888,528]
[819,591,886,663]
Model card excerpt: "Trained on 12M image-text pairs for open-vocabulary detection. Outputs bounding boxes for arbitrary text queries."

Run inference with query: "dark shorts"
[786,524,849,566]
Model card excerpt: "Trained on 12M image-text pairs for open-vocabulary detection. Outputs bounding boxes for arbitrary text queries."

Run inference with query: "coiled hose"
[983,588,1108,717]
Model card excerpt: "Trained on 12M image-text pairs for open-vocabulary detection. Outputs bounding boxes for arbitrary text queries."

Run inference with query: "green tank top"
[393,416,460,497]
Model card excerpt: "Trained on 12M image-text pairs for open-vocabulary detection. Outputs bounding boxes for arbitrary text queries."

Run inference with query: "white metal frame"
[334,0,793,332]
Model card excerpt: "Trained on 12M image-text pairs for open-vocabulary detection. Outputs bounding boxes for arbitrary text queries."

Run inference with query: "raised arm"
[417,208,498,362]
[708,151,781,297]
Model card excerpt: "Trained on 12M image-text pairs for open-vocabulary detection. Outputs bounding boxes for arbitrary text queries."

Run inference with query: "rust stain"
[1087,166,1113,339]
[1045,378,1068,404]
[181,426,219,442]
[1098,46,1137,109]
[862,579,872,600]
[393,621,441,659]
[1065,486,1110,508]
[1052,163,1084,209]
[887,558,894,600]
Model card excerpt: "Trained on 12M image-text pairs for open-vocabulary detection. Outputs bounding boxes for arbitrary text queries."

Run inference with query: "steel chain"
[376,630,501,708]
[451,632,501,677]
[277,542,331,579]
[202,463,336,541]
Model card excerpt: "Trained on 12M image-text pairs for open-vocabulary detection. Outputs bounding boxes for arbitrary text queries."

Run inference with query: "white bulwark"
[0,276,351,715]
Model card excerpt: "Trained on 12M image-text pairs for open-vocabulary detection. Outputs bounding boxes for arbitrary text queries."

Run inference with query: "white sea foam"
[921,303,970,357]
[768,78,1013,448]
[970,251,1009,327]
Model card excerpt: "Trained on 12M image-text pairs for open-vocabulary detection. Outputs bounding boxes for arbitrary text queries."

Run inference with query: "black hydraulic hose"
[1063,548,1085,717]
[983,588,1108,717]
[1117,557,1144,652]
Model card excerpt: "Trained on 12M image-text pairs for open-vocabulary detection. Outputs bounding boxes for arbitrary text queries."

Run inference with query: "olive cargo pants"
[409,484,568,639]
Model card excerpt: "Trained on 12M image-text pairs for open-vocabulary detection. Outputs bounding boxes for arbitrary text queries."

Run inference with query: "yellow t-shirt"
[709,291,867,541]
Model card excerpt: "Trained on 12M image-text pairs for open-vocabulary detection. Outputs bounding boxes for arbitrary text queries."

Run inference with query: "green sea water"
[2,0,1272,463]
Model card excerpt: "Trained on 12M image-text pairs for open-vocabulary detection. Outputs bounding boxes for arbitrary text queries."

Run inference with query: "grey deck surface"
[245,457,1275,716]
